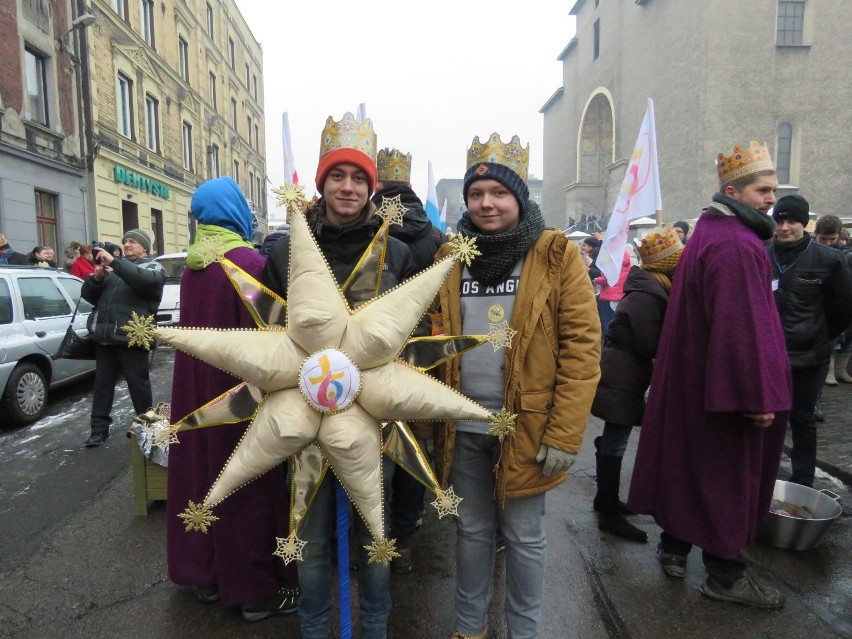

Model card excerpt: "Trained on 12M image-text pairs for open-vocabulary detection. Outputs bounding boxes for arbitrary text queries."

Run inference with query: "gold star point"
[273,182,308,216]
[488,408,517,441]
[121,311,158,349]
[431,486,463,518]
[193,233,228,268]
[364,538,400,566]
[375,195,407,228]
[450,235,481,267]
[273,531,308,564]
[487,320,517,351]
[177,500,219,533]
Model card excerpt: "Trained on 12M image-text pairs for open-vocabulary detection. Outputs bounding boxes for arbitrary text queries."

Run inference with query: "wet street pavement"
[1,346,850,638]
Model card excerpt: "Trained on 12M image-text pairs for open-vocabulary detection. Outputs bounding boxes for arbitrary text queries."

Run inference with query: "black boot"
[594,454,647,543]
[592,437,632,516]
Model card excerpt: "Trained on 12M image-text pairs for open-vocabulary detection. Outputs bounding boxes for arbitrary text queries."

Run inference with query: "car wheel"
[2,363,48,425]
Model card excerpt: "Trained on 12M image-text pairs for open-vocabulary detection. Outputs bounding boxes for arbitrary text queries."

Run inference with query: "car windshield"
[157,257,187,283]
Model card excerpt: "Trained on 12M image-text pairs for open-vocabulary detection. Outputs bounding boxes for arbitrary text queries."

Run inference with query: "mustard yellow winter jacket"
[433,230,601,500]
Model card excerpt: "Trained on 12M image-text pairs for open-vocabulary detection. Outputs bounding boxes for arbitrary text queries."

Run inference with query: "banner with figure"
[597,98,662,286]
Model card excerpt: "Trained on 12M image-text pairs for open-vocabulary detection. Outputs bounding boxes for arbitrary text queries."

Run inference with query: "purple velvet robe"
[627,214,792,559]
[166,247,295,605]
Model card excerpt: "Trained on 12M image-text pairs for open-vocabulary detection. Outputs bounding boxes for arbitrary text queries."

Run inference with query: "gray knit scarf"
[707,193,776,241]
[456,201,546,285]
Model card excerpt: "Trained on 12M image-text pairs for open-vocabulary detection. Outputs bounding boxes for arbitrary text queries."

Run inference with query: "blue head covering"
[190,177,254,240]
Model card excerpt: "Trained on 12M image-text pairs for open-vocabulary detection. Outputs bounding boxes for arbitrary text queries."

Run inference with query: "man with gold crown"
[628,141,791,608]
[261,113,415,639]
[430,134,601,639]
[371,147,445,574]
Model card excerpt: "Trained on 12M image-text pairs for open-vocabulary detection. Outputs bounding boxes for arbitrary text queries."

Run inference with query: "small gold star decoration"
[487,320,517,352]
[488,407,517,441]
[375,195,407,227]
[121,311,158,349]
[273,531,308,564]
[272,182,308,216]
[193,233,228,269]
[178,500,219,533]
[364,537,400,566]
[431,486,463,518]
[450,235,481,267]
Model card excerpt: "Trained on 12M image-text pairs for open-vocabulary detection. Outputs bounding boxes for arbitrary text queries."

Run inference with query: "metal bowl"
[758,480,842,551]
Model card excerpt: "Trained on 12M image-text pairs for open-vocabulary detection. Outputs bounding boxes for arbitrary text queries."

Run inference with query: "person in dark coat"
[166,177,299,620]
[627,140,791,609]
[81,228,165,447]
[672,220,690,244]
[258,222,290,257]
[768,195,852,487]
[261,113,415,639]
[590,227,683,543]
[0,234,30,265]
[370,147,445,575]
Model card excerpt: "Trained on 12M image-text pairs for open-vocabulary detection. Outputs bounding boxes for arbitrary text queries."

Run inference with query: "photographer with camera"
[81,229,165,447]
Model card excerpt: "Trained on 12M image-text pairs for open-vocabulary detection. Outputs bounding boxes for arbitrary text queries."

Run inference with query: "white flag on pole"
[439,198,448,227]
[282,112,298,185]
[355,103,367,123]
[425,161,443,230]
[597,98,662,286]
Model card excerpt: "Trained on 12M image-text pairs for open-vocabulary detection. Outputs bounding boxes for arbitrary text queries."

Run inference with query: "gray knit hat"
[122,228,153,254]
[463,163,530,210]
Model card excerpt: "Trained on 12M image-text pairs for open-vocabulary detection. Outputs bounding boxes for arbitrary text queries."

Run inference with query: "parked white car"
[153,252,187,326]
[0,266,96,425]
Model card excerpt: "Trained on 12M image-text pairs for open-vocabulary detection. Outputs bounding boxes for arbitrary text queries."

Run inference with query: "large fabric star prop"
[154,210,493,549]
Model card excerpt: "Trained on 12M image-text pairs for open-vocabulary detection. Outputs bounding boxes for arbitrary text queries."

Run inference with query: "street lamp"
[60,12,96,54]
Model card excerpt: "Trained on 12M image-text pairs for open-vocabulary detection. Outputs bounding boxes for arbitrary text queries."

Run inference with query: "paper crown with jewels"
[716,140,775,186]
[377,148,412,183]
[638,226,683,265]
[466,133,529,182]
[315,112,378,191]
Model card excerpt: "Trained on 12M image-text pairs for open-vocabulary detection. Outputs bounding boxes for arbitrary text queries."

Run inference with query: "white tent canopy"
[566,230,591,238]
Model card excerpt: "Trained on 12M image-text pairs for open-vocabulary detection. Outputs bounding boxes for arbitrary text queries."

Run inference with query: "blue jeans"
[297,474,390,639]
[450,432,547,639]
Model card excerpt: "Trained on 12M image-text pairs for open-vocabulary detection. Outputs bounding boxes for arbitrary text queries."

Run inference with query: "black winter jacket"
[591,267,668,426]
[261,200,416,306]
[768,234,852,368]
[81,256,165,345]
[371,185,444,272]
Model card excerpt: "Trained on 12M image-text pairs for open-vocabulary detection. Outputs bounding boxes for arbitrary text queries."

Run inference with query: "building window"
[145,94,159,152]
[206,2,214,37]
[210,144,219,177]
[256,176,262,208]
[178,37,189,82]
[579,93,614,183]
[777,1,805,45]
[252,74,258,100]
[209,72,217,110]
[776,122,793,184]
[249,170,254,201]
[112,0,129,21]
[232,159,240,184]
[593,19,600,60]
[228,37,235,68]
[246,115,252,141]
[35,190,58,249]
[24,47,49,126]
[244,62,250,88]
[116,73,134,139]
[232,97,238,130]
[140,0,155,48]
[182,121,193,171]
[254,124,259,151]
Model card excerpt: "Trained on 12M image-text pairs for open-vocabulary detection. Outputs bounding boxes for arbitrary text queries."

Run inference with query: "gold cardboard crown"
[638,226,683,264]
[319,112,377,162]
[377,148,412,183]
[716,140,774,186]
[466,133,529,182]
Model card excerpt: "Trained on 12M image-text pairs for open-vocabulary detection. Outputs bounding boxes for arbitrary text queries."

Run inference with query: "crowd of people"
[7,120,850,638]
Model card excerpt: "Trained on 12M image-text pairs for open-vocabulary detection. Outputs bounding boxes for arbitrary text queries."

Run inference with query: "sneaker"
[700,572,785,609]
[240,586,300,622]
[195,587,220,604]
[657,543,687,578]
[451,628,487,639]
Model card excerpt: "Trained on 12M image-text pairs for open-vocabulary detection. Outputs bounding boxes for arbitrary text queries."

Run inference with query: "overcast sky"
[235,1,577,220]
